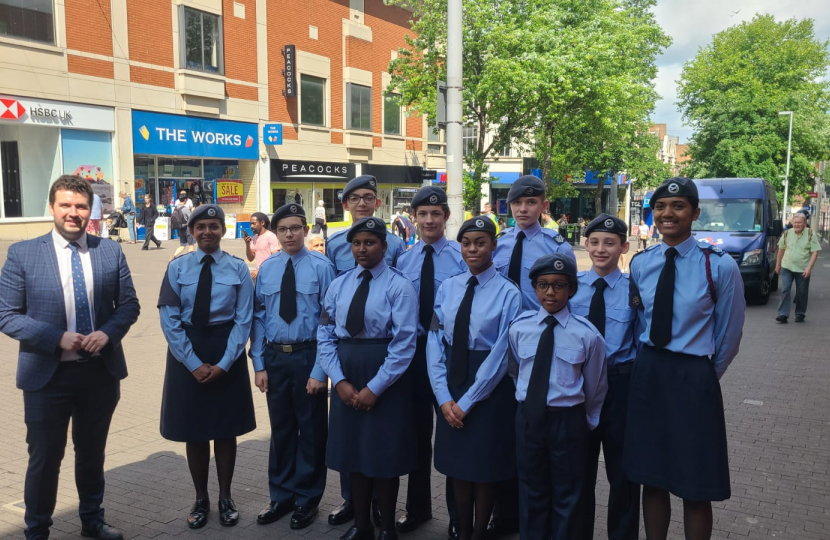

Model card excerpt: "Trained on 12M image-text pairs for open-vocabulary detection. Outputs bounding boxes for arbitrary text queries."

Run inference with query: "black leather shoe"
[339,526,373,540]
[486,518,519,539]
[80,522,124,540]
[447,520,459,540]
[141,247,148,250]
[257,499,294,524]
[396,512,433,533]
[329,499,355,525]
[290,505,318,529]
[372,499,382,527]
[378,530,398,540]
[186,499,210,529]
[218,498,239,526]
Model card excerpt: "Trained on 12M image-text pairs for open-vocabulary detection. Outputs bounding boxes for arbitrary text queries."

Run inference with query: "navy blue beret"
[456,216,497,241]
[529,253,577,280]
[584,213,627,237]
[508,175,545,203]
[347,216,387,242]
[343,175,378,199]
[411,186,447,209]
[651,177,698,207]
[272,203,306,225]
[188,204,224,227]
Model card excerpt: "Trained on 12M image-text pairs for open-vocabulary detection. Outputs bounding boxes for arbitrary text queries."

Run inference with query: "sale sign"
[217,179,244,203]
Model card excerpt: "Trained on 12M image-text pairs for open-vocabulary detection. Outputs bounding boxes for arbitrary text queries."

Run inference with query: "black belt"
[266,341,316,353]
[607,362,633,376]
[520,403,583,413]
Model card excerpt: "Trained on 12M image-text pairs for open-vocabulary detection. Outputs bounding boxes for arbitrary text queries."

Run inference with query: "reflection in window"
[301,75,326,126]
[383,93,401,135]
[348,84,372,131]
[0,0,54,44]
[462,125,477,156]
[184,7,222,73]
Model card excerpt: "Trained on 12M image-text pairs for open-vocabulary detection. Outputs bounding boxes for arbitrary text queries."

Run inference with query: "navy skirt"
[623,345,730,501]
[434,344,517,483]
[327,338,417,478]
[160,321,256,443]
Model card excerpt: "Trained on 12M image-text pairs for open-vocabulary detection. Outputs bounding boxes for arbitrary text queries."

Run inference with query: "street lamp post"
[779,111,793,221]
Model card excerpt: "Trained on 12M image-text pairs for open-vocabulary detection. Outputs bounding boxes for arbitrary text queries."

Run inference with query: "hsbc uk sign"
[0,95,115,131]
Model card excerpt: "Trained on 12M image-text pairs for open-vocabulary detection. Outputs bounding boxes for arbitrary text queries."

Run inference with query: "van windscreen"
[693,198,764,232]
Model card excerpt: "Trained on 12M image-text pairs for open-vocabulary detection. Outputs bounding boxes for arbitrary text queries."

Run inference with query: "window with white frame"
[427,127,444,154]
[383,93,402,135]
[0,0,54,44]
[347,84,372,131]
[301,75,326,126]
[183,7,223,74]
[462,125,478,157]
[496,140,512,157]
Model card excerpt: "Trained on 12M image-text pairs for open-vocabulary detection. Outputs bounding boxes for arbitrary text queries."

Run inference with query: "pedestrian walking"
[245,212,280,279]
[172,191,194,247]
[0,175,140,540]
[157,204,257,529]
[138,195,161,250]
[775,212,820,323]
[637,221,649,251]
[313,199,329,239]
[624,177,745,540]
[119,191,137,243]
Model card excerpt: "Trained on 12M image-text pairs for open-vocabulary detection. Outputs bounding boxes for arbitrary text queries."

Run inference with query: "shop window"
[347,83,372,131]
[0,0,54,45]
[427,126,444,154]
[463,125,477,157]
[183,7,223,74]
[1,141,21,218]
[62,129,115,214]
[301,75,326,127]
[383,93,402,135]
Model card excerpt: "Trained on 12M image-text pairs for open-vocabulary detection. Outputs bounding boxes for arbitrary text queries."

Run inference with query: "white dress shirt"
[52,229,95,360]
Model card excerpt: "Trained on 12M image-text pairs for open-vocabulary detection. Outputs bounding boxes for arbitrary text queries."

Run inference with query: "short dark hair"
[49,175,93,206]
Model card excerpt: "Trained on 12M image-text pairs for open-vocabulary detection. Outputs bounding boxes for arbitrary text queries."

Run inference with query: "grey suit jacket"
[0,233,140,391]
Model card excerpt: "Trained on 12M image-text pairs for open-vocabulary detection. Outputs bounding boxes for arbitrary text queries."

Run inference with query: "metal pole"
[445,0,464,238]
[779,111,793,221]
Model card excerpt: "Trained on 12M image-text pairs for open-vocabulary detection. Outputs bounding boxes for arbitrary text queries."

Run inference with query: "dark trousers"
[578,367,640,540]
[516,403,587,540]
[177,227,192,246]
[777,267,810,317]
[264,346,328,507]
[142,224,160,249]
[403,337,434,516]
[312,218,328,240]
[23,360,120,540]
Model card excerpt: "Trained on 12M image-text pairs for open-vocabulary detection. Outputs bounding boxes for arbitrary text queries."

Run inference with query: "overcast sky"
[651,0,830,143]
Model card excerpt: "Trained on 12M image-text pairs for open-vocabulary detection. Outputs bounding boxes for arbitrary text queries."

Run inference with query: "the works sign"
[272,160,356,182]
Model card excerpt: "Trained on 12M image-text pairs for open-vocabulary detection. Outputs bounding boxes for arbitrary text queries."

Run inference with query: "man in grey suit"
[0,175,140,540]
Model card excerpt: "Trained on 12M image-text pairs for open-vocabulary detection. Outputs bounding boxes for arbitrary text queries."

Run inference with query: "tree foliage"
[677,15,830,206]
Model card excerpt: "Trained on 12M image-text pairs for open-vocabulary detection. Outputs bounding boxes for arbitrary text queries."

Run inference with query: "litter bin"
[566,224,581,246]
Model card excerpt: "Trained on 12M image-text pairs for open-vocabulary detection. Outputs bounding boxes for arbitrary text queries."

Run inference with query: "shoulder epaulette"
[552,233,566,244]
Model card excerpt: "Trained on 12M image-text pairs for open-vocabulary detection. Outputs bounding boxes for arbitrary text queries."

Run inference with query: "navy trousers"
[516,403,587,540]
[404,337,434,516]
[578,367,640,540]
[264,346,328,507]
[23,360,120,540]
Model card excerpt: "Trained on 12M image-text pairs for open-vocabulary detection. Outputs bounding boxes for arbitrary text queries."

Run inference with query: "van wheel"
[747,276,771,305]
[770,272,779,292]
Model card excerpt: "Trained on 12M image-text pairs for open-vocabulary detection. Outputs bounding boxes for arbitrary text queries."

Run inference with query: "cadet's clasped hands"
[335,381,378,411]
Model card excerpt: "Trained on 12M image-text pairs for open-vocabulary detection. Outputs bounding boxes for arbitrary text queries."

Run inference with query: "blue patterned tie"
[69,242,93,335]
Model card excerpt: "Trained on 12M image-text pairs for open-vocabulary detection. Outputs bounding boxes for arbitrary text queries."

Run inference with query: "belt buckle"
[281,344,293,353]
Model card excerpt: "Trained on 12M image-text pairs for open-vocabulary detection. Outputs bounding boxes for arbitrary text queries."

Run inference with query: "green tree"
[677,15,830,206]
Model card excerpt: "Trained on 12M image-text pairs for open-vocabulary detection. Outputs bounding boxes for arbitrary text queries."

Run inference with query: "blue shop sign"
[132,110,258,160]
[263,124,283,145]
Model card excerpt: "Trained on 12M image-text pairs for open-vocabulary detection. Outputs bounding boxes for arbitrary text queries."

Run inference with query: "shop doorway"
[1,141,21,218]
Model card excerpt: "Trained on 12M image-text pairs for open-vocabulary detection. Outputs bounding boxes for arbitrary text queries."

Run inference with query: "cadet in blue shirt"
[158,204,256,529]
[395,186,467,536]
[318,217,418,540]
[249,204,335,530]
[570,214,640,540]
[326,175,406,275]
[508,253,607,540]
[623,178,745,540]
[428,217,522,540]
[494,175,576,311]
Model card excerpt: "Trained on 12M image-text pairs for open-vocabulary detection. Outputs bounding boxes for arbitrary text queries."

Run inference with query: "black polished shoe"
[396,512,433,533]
[378,530,399,540]
[372,499,382,527]
[218,498,240,526]
[329,499,355,525]
[186,499,210,529]
[339,526,373,540]
[80,522,124,540]
[795,315,805,323]
[447,520,459,540]
[290,505,318,529]
[141,247,149,251]
[486,518,519,539]
[776,315,788,323]
[257,499,295,524]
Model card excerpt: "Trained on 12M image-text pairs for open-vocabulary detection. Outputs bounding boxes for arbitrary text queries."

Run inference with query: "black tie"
[345,270,372,337]
[279,258,297,323]
[508,231,526,285]
[449,275,478,387]
[419,245,435,331]
[524,315,557,423]
[588,278,608,337]
[191,254,214,328]
[650,247,678,348]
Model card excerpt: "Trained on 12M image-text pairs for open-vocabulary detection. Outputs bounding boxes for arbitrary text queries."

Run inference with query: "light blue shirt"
[160,248,253,373]
[427,265,522,413]
[250,247,335,378]
[317,261,417,396]
[508,306,607,429]
[629,235,745,379]
[494,221,577,310]
[569,268,639,367]
[91,194,103,220]
[396,236,468,335]
[326,227,405,274]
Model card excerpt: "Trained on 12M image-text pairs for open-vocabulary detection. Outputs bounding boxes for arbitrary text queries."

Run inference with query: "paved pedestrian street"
[0,238,828,540]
